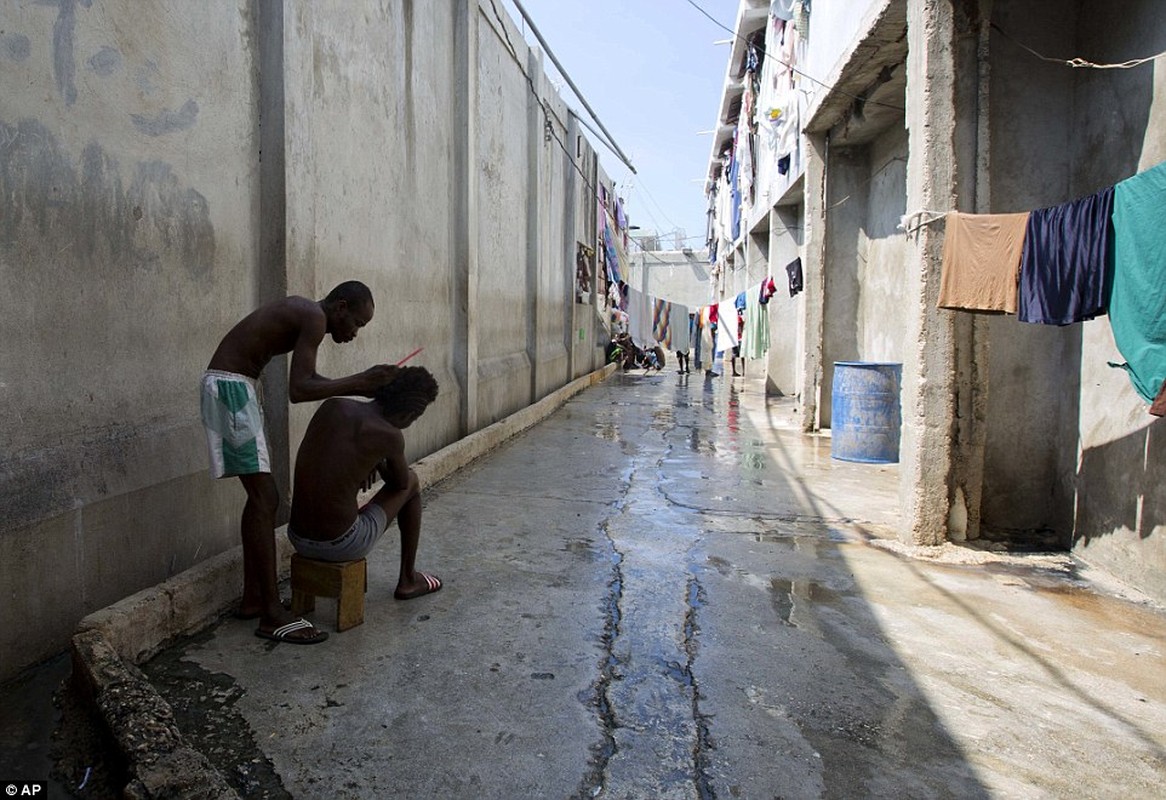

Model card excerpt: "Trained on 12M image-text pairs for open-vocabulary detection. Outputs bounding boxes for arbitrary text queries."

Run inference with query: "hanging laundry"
[693,310,706,368]
[743,289,770,360]
[759,275,778,304]
[1018,187,1114,324]
[716,299,739,353]
[729,149,742,241]
[1107,160,1166,405]
[793,0,810,42]
[785,256,804,297]
[603,221,622,284]
[938,211,1030,313]
[669,303,690,354]
[652,298,672,348]
[772,0,796,21]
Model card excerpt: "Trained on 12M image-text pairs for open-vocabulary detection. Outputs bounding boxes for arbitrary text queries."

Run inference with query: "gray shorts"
[287,505,389,562]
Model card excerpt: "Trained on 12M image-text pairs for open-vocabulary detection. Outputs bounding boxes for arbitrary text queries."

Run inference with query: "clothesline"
[936,160,1166,414]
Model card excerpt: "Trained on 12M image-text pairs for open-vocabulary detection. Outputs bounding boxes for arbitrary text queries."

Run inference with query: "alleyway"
[50,371,1166,797]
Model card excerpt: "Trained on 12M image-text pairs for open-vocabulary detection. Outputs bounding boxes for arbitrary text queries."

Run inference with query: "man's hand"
[357,364,400,395]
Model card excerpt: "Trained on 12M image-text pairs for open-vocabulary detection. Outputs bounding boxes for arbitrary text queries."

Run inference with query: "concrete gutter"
[68,363,617,799]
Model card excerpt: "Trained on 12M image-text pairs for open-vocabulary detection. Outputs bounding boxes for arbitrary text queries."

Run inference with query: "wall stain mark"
[0,119,215,278]
[86,45,121,76]
[131,98,200,136]
[0,32,31,62]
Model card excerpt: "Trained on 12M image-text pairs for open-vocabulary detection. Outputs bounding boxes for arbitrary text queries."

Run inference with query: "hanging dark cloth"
[785,257,804,297]
[1017,186,1114,325]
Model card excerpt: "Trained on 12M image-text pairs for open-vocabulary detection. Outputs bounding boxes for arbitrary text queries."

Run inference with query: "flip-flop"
[254,618,329,644]
[394,572,442,600]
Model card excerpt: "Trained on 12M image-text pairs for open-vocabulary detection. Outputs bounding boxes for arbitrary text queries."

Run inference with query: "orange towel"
[938,211,1030,313]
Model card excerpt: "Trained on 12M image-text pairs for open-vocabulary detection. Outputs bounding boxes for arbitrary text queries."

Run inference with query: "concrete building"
[705,0,1166,602]
[0,0,635,683]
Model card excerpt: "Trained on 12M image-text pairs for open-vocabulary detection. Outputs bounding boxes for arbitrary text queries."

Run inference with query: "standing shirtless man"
[201,280,397,644]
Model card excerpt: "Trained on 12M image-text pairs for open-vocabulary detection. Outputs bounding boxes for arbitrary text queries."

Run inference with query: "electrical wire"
[990,22,1166,69]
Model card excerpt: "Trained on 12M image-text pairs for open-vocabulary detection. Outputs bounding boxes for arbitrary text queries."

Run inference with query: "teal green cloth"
[1109,161,1166,403]
[743,287,769,360]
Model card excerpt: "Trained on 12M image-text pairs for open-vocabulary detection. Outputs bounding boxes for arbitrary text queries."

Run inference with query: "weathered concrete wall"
[981,0,1079,537]
[0,0,615,682]
[984,0,1166,594]
[765,206,803,396]
[1065,1,1165,594]
[625,250,712,311]
[858,128,909,362]
[980,0,1166,599]
[820,147,867,427]
[0,0,256,681]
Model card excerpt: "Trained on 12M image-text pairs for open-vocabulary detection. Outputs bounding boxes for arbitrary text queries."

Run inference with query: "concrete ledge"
[68,363,615,798]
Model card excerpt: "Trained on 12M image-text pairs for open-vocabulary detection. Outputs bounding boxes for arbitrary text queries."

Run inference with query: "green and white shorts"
[199,370,271,478]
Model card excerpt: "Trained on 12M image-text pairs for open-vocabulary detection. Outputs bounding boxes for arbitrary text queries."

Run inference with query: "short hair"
[323,281,373,310]
[374,366,439,418]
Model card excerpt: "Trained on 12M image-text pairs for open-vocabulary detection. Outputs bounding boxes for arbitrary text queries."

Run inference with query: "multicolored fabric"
[200,370,271,478]
[652,299,672,347]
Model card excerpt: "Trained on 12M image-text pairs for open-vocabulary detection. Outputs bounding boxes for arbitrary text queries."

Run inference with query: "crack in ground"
[684,572,716,800]
[574,516,625,800]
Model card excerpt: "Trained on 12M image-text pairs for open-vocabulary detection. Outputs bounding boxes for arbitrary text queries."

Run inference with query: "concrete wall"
[0,0,255,682]
[0,0,614,683]
[765,206,804,396]
[981,0,1166,594]
[625,249,712,311]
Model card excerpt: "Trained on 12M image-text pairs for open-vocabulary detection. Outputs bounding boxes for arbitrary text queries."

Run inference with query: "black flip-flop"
[254,618,329,644]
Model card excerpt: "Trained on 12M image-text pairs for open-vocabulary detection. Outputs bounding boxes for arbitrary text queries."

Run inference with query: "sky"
[500,0,740,250]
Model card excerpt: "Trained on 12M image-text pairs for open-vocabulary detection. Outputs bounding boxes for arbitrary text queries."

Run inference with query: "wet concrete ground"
[18,369,1166,797]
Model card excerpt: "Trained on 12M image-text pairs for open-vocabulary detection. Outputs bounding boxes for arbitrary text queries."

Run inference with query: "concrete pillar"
[526,48,543,402]
[256,0,289,516]
[454,0,479,437]
[901,0,983,545]
[799,132,828,432]
[564,114,579,381]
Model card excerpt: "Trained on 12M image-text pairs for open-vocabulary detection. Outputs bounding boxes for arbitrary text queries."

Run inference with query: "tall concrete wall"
[0,0,613,682]
[982,0,1166,594]
[0,0,256,682]
[765,206,803,396]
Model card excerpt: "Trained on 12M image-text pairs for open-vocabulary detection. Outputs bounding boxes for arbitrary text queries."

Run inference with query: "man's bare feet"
[394,571,442,600]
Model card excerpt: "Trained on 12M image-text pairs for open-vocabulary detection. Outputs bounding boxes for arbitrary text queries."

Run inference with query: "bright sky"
[501,0,740,250]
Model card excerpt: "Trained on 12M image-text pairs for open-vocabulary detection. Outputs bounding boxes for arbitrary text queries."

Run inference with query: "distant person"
[201,281,398,644]
[288,367,442,601]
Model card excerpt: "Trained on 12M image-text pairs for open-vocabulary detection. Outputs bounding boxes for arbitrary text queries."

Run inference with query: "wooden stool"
[290,554,368,632]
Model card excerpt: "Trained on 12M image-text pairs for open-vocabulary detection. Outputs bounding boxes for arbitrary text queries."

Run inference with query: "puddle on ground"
[770,578,846,626]
[143,632,290,798]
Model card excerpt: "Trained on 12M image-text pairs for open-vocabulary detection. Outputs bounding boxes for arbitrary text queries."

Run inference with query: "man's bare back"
[207,293,394,401]
[289,397,404,540]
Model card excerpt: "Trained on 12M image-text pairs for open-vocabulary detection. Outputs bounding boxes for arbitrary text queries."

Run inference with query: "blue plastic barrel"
[831,362,902,464]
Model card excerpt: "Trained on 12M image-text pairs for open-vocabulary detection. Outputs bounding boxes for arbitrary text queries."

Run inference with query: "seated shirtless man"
[288,366,442,600]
